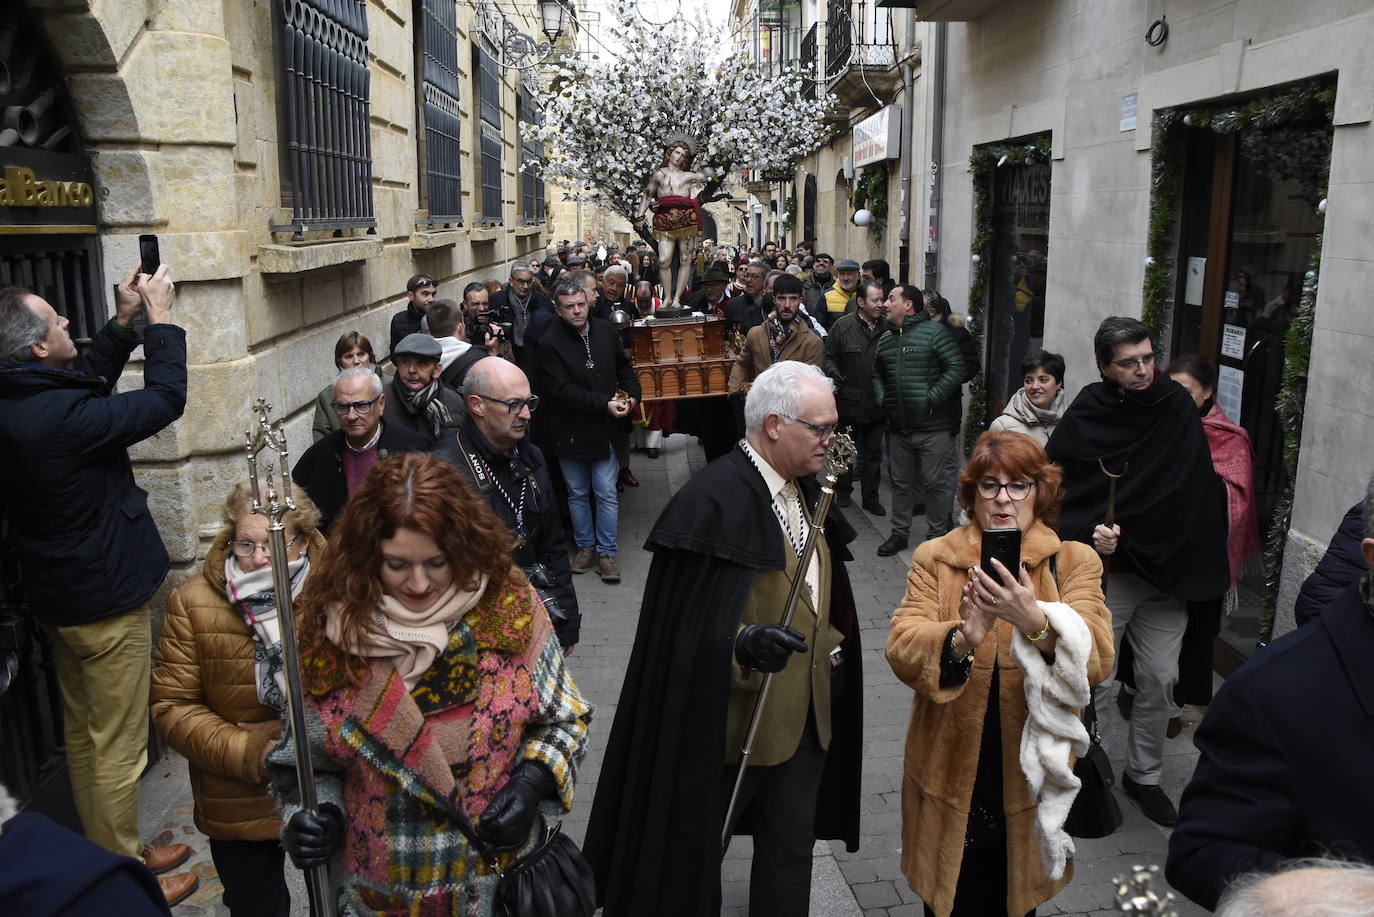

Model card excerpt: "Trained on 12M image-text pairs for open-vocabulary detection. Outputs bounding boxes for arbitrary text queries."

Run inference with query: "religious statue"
[637,135,720,310]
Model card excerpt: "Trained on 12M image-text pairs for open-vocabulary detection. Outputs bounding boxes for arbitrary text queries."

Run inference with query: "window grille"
[518,87,545,224]
[276,0,375,238]
[418,0,462,226]
[475,45,504,224]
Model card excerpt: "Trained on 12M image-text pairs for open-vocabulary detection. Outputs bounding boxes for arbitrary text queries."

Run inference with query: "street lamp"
[539,0,569,42]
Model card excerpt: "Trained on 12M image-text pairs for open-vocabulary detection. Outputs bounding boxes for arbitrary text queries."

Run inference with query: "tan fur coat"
[886,521,1114,917]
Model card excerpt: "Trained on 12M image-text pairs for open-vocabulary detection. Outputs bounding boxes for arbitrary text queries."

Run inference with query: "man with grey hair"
[490,259,555,378]
[592,263,640,324]
[1166,469,1374,910]
[585,360,864,916]
[0,267,198,903]
[292,365,430,532]
[1212,858,1374,916]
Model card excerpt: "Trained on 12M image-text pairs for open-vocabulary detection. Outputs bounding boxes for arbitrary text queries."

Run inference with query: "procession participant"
[427,299,491,392]
[271,454,592,917]
[683,263,733,317]
[802,253,835,319]
[389,274,437,352]
[151,484,326,917]
[727,274,822,395]
[292,367,430,533]
[1046,316,1228,827]
[637,136,720,309]
[584,361,863,917]
[434,357,582,651]
[724,262,769,333]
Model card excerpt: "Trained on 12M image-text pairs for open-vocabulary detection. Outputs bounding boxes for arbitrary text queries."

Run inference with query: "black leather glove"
[282,803,344,869]
[477,761,557,852]
[734,624,808,674]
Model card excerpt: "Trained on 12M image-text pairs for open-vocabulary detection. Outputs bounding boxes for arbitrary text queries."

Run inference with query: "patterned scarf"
[225,553,311,710]
[767,315,795,363]
[324,577,488,690]
[400,378,454,439]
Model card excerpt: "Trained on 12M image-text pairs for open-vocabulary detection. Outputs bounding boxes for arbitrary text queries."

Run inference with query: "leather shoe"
[158,872,200,907]
[863,498,886,516]
[877,534,909,557]
[142,843,191,875]
[1122,774,1178,827]
[597,554,621,583]
[1167,715,1183,739]
[835,492,853,508]
[570,547,595,574]
[619,468,639,488]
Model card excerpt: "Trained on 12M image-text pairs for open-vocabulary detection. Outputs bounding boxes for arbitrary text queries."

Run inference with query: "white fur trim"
[0,782,17,825]
[1011,600,1092,882]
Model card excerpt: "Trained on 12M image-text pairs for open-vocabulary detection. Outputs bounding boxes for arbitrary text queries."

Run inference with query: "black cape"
[1045,375,1228,601]
[582,445,864,916]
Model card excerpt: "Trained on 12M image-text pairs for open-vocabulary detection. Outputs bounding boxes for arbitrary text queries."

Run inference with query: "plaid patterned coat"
[269,575,591,916]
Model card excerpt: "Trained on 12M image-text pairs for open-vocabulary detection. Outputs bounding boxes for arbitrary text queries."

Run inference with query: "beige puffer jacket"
[150,530,326,841]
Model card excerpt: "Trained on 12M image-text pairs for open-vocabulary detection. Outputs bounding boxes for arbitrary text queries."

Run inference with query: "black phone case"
[980,528,1022,587]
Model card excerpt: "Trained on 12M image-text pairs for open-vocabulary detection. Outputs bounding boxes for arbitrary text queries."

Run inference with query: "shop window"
[417,0,462,226]
[274,0,375,238]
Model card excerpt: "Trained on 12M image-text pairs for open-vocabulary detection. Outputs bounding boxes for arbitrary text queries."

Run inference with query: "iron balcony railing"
[824,0,895,81]
[275,0,376,239]
[800,23,818,100]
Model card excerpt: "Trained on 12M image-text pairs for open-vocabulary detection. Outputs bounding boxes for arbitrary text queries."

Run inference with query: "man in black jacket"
[388,273,436,352]
[293,367,431,532]
[0,269,196,901]
[434,357,580,649]
[822,277,888,515]
[537,279,641,583]
[490,261,556,380]
[723,261,768,335]
[381,333,465,445]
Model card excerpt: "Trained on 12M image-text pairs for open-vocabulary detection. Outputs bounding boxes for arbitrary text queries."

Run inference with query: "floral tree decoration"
[525,2,835,243]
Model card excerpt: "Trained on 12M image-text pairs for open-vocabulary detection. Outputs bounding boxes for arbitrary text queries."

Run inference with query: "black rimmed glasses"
[476,393,540,414]
[332,395,382,416]
[781,413,837,440]
[1110,353,1156,371]
[976,479,1035,501]
[229,533,303,558]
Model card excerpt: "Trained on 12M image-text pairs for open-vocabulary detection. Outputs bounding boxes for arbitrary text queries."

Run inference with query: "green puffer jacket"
[872,311,965,434]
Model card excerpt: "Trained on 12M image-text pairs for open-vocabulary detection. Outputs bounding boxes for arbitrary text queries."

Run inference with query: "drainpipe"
[924,21,947,293]
[897,10,917,283]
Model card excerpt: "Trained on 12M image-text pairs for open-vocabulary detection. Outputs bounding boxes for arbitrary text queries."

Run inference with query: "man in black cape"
[583,361,863,917]
[1046,315,1227,828]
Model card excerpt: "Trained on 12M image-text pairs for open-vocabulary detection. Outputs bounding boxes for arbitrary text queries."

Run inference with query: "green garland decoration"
[1140,77,1333,642]
[852,165,888,238]
[962,135,1051,457]
[783,193,797,233]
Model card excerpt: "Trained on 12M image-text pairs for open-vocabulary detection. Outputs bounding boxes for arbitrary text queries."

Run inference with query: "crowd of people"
[0,234,1370,917]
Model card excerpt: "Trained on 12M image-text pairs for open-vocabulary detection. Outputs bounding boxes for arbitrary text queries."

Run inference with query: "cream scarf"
[325,576,488,690]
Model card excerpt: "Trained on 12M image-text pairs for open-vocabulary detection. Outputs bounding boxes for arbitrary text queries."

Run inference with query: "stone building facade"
[1,0,552,586]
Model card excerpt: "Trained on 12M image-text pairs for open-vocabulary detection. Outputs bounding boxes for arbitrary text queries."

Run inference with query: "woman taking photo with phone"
[886,431,1114,917]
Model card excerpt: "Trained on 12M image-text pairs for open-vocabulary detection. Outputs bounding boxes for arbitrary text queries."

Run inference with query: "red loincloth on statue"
[652,195,703,241]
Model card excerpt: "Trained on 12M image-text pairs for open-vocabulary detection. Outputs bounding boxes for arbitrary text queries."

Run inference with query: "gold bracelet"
[1023,615,1051,642]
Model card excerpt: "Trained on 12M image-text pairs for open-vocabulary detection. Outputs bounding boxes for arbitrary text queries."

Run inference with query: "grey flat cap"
[394,332,442,361]
[836,258,861,271]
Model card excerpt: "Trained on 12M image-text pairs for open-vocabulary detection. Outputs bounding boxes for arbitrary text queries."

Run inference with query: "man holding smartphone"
[0,265,198,904]
[1047,316,1228,828]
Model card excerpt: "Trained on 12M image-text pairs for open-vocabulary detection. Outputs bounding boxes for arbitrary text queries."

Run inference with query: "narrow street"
[140,432,1209,916]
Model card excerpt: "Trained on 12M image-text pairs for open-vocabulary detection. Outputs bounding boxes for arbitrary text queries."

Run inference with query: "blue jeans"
[561,451,619,556]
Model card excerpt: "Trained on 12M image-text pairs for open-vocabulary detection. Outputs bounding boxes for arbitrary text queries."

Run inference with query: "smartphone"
[980,528,1022,588]
[138,234,160,276]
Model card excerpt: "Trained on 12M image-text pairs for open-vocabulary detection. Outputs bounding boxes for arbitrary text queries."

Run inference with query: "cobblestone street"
[141,432,1209,916]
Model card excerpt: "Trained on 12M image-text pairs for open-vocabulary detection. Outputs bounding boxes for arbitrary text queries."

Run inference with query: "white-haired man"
[585,361,864,917]
[592,264,640,324]
[490,260,555,378]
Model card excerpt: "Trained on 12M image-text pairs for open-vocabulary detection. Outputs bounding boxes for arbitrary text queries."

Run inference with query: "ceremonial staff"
[244,399,337,917]
[721,431,857,853]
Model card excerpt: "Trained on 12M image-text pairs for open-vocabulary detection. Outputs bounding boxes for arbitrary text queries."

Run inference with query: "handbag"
[1064,697,1123,838]
[450,802,596,917]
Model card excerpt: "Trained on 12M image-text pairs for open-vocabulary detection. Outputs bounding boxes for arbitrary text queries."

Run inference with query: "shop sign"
[0,147,97,230]
[852,105,902,168]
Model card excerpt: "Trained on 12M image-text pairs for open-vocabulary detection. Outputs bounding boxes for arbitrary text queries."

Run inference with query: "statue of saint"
[637,137,719,309]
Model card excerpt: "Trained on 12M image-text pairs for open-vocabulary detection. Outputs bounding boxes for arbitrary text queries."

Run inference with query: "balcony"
[824,0,900,109]
[800,23,818,101]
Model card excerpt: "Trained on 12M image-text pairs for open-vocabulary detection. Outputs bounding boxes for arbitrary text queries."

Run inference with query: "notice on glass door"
[1185,257,1206,306]
[1217,365,1244,423]
[1221,324,1246,360]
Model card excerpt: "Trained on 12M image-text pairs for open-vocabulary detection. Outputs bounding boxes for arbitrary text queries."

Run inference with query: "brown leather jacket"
[150,530,326,841]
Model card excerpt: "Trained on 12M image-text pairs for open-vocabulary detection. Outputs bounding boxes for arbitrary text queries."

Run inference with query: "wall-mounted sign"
[0,166,93,208]
[1,147,98,230]
[1120,92,1138,132]
[852,105,902,169]
[1221,323,1246,360]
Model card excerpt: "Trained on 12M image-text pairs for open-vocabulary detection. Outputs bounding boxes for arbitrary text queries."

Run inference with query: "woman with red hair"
[269,453,591,915]
[887,431,1114,917]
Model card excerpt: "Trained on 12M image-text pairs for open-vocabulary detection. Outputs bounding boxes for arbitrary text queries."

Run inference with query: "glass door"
[984,159,1050,420]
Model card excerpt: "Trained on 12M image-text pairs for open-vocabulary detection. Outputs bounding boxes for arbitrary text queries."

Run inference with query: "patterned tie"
[779,481,805,557]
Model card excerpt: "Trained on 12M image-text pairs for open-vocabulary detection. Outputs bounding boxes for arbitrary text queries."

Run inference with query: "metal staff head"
[244,398,296,529]
[820,430,858,492]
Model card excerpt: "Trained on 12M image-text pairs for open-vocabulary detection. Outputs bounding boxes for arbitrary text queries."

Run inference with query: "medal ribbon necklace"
[581,328,595,370]
[481,454,531,547]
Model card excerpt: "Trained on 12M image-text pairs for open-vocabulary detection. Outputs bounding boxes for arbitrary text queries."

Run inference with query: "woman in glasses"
[270,453,592,916]
[886,431,1114,917]
[150,483,325,917]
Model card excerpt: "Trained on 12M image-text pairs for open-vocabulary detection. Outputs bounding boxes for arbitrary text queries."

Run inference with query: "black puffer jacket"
[871,311,964,434]
[822,311,885,425]
[0,321,187,625]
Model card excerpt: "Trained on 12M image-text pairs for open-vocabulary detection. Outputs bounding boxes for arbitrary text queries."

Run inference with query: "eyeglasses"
[781,414,837,440]
[229,534,303,558]
[1110,353,1156,371]
[476,393,540,414]
[332,395,382,416]
[976,479,1035,501]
